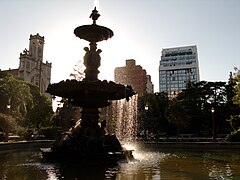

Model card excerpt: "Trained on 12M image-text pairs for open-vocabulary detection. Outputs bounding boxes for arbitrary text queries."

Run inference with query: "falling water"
[102,94,138,143]
[114,94,138,142]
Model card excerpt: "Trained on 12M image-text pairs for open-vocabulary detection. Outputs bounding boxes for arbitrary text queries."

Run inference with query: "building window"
[26,61,30,70]
[20,61,24,69]
[19,72,24,79]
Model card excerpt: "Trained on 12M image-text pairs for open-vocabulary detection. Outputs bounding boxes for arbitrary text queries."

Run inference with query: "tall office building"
[159,45,200,98]
[115,59,154,97]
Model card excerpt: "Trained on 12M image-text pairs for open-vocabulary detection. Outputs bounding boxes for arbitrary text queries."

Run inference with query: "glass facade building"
[159,45,200,98]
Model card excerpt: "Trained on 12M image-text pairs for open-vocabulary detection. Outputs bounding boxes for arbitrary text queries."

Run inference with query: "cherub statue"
[83,47,102,70]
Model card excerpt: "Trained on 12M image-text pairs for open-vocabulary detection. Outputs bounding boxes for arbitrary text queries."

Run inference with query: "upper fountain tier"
[46,7,136,108]
[74,7,113,42]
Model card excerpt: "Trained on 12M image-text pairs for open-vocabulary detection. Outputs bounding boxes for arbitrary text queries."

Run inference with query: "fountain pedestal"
[41,7,135,164]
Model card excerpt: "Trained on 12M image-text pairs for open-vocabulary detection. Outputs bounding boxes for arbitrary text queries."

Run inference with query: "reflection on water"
[0,146,240,180]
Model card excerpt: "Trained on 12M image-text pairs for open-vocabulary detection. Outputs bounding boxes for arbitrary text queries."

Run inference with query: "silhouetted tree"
[165,99,191,135]
[25,83,53,129]
[175,80,231,136]
[52,99,81,132]
[70,60,85,81]
[227,68,240,135]
[138,92,169,136]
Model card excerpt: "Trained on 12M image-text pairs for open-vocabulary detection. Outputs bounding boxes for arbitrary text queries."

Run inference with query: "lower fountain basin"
[41,148,134,165]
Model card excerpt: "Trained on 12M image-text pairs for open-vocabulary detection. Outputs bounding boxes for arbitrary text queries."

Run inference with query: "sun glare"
[98,33,144,81]
[122,143,138,151]
[94,0,100,9]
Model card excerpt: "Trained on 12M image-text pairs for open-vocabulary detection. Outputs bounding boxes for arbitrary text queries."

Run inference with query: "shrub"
[0,132,5,141]
[40,126,63,140]
[226,129,240,142]
[16,127,31,140]
[0,113,17,133]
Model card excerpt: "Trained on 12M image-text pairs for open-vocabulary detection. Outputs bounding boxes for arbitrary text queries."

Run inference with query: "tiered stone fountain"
[41,7,136,164]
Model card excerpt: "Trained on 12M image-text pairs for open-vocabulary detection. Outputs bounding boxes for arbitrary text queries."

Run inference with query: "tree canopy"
[0,71,53,134]
[0,73,32,120]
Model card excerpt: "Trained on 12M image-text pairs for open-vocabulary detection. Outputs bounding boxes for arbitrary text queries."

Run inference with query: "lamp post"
[145,104,149,111]
[5,104,11,142]
[211,107,216,140]
[6,104,11,114]
[140,104,148,140]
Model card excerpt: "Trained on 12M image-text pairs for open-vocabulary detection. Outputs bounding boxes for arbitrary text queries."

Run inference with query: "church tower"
[29,33,44,61]
[18,33,52,99]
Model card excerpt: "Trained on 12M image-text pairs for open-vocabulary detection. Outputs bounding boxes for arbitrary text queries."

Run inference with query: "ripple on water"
[112,150,171,180]
[1,147,239,179]
[18,162,61,179]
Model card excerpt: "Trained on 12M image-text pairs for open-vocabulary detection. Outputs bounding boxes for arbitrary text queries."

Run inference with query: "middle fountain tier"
[41,7,136,164]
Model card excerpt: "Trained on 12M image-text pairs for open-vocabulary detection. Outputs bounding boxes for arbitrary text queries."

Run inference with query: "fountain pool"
[1,145,240,179]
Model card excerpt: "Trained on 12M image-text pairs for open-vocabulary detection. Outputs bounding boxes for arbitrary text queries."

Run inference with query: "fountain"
[41,7,136,164]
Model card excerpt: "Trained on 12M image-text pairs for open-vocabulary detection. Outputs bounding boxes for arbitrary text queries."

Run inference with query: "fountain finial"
[74,7,113,42]
[90,7,100,24]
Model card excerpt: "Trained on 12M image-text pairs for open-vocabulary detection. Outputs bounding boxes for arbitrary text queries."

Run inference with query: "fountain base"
[41,124,134,164]
[41,147,133,164]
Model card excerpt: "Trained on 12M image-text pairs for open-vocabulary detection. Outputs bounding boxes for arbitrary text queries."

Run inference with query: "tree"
[25,83,53,129]
[175,82,206,135]
[0,72,32,121]
[138,92,169,135]
[52,99,81,132]
[175,81,231,136]
[227,68,240,133]
[69,60,85,81]
[165,99,191,135]
[153,92,169,131]
[51,60,85,131]
[0,72,54,133]
[0,113,17,135]
[232,70,240,107]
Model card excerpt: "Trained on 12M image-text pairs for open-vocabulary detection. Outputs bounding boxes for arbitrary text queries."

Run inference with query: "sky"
[1,0,240,92]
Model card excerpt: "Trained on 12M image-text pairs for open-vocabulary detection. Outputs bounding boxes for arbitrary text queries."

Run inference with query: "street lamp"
[139,104,149,140]
[6,104,11,114]
[145,104,149,111]
[211,107,216,140]
[4,104,11,142]
[144,104,149,129]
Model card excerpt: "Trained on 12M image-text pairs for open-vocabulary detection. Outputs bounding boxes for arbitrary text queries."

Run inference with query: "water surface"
[0,146,239,179]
